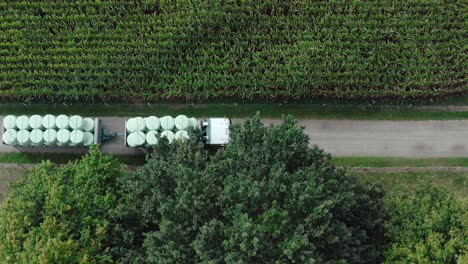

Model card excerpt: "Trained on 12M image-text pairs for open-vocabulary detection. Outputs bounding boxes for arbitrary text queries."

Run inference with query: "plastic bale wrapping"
[145,130,159,146]
[29,115,43,130]
[126,117,146,133]
[42,114,56,129]
[16,115,30,130]
[175,130,189,141]
[127,131,146,147]
[16,130,31,146]
[145,116,160,131]
[56,115,70,129]
[83,132,94,146]
[69,115,85,130]
[43,129,57,146]
[30,129,44,146]
[175,115,190,130]
[3,115,17,130]
[70,130,85,146]
[2,129,17,145]
[83,118,95,132]
[160,130,175,144]
[189,117,198,128]
[160,116,175,131]
[56,129,71,146]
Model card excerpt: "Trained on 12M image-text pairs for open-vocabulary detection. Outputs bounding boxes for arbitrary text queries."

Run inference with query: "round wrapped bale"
[83,118,95,132]
[2,129,17,145]
[160,116,175,131]
[175,115,190,130]
[69,115,84,130]
[83,132,94,146]
[16,130,31,146]
[42,114,56,129]
[70,130,85,146]
[189,117,198,128]
[3,115,17,130]
[57,129,71,146]
[43,129,57,146]
[126,117,146,133]
[160,130,175,144]
[30,129,44,145]
[175,130,189,141]
[145,116,160,131]
[145,130,159,146]
[127,131,146,147]
[56,115,70,129]
[16,115,30,130]
[29,115,43,130]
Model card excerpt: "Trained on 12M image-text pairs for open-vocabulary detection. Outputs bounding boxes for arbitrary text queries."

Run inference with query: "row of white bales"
[2,115,95,147]
[126,115,197,147]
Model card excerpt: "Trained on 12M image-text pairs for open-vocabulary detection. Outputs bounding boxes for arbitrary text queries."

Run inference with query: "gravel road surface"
[2,117,468,157]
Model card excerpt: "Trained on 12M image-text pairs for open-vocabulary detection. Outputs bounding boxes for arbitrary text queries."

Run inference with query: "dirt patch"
[0,167,28,204]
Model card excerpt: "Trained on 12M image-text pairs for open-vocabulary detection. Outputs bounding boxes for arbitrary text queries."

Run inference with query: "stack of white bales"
[2,114,95,147]
[126,115,197,147]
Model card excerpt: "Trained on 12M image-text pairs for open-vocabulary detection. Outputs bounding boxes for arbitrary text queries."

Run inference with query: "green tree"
[115,115,387,263]
[0,146,123,263]
[384,183,467,264]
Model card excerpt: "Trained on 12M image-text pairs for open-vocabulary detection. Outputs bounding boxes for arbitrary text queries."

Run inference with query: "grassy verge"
[333,157,468,168]
[0,153,146,166]
[353,171,468,199]
[2,103,468,120]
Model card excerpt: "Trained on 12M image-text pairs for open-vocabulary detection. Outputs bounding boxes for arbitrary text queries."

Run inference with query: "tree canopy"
[384,183,467,264]
[0,146,123,263]
[115,115,387,263]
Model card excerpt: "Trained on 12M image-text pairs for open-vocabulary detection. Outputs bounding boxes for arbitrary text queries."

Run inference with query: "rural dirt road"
[2,117,468,157]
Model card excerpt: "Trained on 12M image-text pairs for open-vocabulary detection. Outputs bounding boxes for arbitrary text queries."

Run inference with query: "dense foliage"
[384,183,467,264]
[0,146,123,263]
[115,115,387,263]
[0,0,466,100]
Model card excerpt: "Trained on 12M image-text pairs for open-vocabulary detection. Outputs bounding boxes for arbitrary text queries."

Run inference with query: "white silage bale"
[29,115,43,130]
[3,115,17,130]
[43,129,57,146]
[70,130,85,146]
[160,130,175,144]
[2,129,17,145]
[160,116,175,131]
[145,116,160,131]
[16,130,31,146]
[16,115,30,130]
[83,118,95,132]
[69,115,84,130]
[189,117,198,128]
[174,115,190,130]
[175,130,189,141]
[57,129,71,146]
[56,115,70,129]
[83,132,94,146]
[30,129,44,145]
[126,117,146,133]
[145,130,159,146]
[42,114,56,129]
[127,131,146,147]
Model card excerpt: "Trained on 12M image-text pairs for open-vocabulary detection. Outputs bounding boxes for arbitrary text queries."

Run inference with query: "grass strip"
[3,103,468,120]
[333,157,468,168]
[353,171,468,199]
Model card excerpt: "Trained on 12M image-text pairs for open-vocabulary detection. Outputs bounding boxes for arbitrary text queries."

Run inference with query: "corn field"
[0,0,466,101]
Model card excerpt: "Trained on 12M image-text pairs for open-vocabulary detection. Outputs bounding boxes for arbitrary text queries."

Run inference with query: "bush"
[0,146,123,263]
[115,115,387,263]
[384,183,467,263]
[0,0,466,100]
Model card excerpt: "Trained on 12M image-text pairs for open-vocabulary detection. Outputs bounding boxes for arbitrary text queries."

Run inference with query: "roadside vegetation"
[1,116,466,263]
[1,1,466,101]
